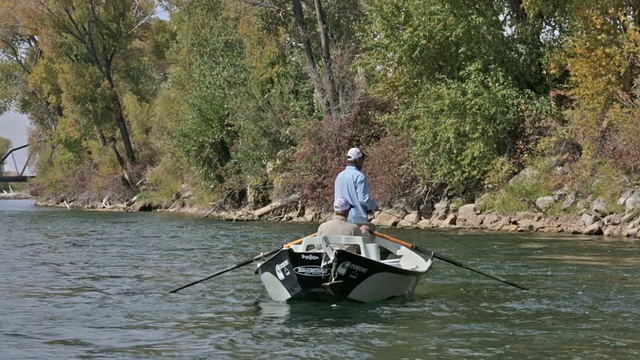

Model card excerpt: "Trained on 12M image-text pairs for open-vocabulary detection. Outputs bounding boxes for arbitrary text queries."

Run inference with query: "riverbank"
[33,189,640,239]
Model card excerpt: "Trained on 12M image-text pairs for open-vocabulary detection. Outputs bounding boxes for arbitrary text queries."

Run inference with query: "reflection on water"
[1,200,639,359]
[255,299,292,319]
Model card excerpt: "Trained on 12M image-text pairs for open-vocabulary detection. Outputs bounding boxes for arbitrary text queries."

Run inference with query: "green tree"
[358,0,550,199]
[0,1,56,123]
[167,0,241,189]
[236,0,385,207]
[167,0,336,206]
[1,0,170,199]
[0,136,11,175]
[522,0,640,188]
[34,0,159,174]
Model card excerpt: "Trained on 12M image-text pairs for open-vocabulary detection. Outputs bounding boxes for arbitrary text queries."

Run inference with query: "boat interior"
[289,235,420,268]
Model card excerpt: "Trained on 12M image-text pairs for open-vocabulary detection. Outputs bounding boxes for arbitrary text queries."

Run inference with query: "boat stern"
[256,248,302,302]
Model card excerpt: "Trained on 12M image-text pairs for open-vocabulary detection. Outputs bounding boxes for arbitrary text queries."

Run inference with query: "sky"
[0,111,31,175]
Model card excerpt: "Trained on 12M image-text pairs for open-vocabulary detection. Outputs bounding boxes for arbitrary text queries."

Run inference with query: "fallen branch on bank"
[253,194,299,218]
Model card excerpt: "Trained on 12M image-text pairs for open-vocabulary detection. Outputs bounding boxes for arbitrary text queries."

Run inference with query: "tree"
[358,0,550,199]
[1,0,169,198]
[0,137,11,175]
[166,0,242,190]
[522,0,640,184]
[0,0,55,124]
[237,0,365,122]
[34,0,159,172]
[166,0,360,205]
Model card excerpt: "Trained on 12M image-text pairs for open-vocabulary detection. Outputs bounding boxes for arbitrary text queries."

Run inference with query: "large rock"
[536,196,556,212]
[416,218,432,229]
[128,200,156,212]
[481,212,502,227]
[580,210,600,226]
[591,197,611,216]
[508,167,539,185]
[617,189,634,206]
[372,209,405,227]
[516,218,542,232]
[456,204,483,228]
[431,213,457,228]
[624,191,640,213]
[583,222,603,235]
[439,213,457,227]
[561,190,578,210]
[397,211,421,228]
[433,200,450,219]
[604,225,623,237]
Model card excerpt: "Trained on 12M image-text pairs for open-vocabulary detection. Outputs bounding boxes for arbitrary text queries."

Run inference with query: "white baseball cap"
[346,147,368,160]
[333,198,353,212]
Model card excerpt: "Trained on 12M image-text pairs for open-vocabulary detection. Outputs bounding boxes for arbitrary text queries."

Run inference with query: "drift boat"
[256,233,433,303]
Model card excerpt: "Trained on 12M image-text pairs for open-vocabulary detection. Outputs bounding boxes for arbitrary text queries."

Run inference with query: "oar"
[168,233,315,293]
[374,231,529,291]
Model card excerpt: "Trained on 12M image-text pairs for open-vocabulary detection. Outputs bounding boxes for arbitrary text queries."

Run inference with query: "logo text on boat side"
[293,265,330,277]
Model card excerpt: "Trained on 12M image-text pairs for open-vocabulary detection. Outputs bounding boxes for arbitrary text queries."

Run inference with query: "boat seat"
[291,235,380,261]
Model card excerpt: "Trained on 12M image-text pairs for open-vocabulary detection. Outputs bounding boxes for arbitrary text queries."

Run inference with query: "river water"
[1,199,638,359]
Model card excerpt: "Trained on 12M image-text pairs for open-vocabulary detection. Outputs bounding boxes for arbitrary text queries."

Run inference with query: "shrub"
[288,95,391,210]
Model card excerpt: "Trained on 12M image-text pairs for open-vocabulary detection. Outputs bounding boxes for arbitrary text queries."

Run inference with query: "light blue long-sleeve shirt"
[334,165,377,223]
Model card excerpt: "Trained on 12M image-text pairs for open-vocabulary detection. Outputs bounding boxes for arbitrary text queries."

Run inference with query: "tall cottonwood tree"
[0,1,60,131]
[290,0,341,119]
[33,0,158,173]
[231,0,379,207]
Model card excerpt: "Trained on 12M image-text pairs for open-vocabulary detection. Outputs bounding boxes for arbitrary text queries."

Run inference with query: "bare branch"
[131,0,157,33]
[0,38,31,74]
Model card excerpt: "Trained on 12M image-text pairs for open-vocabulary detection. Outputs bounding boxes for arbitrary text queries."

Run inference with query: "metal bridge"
[1,144,35,183]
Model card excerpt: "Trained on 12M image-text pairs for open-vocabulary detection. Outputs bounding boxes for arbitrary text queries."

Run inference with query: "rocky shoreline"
[32,188,640,239]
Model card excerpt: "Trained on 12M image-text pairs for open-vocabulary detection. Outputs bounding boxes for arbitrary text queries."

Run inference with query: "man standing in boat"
[334,147,378,226]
